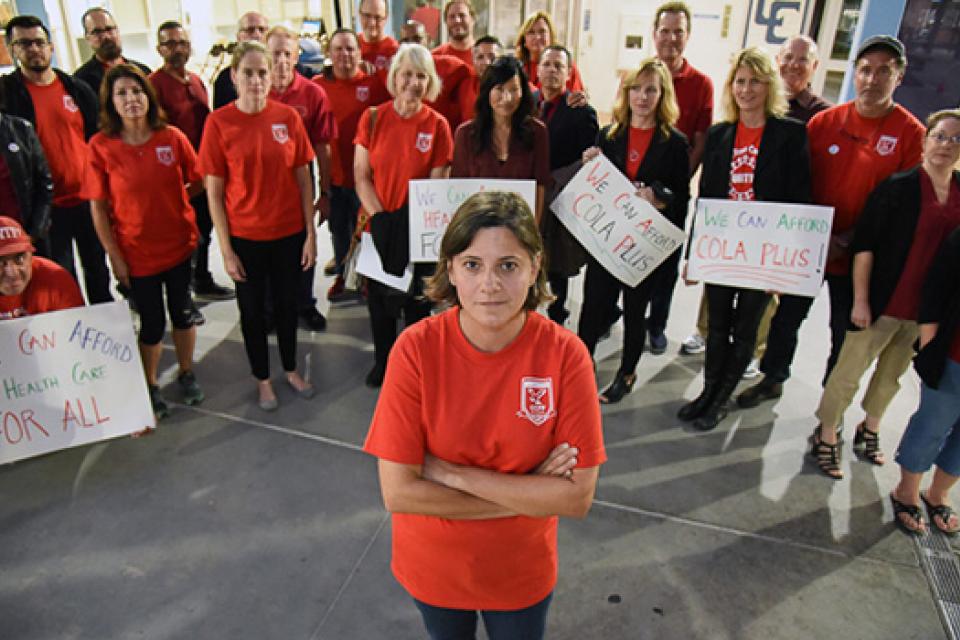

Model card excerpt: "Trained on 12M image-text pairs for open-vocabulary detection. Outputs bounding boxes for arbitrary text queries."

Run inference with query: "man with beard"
[150,21,234,305]
[432,1,476,68]
[267,26,338,331]
[0,15,112,305]
[74,7,150,93]
[213,12,269,109]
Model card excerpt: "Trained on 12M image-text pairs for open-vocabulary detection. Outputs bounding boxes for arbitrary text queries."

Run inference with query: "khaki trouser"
[695,289,778,360]
[815,315,919,428]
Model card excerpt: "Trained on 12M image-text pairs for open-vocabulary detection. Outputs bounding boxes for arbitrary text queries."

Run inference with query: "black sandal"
[921,493,959,536]
[853,421,885,465]
[809,425,843,480]
[600,373,636,404]
[891,494,926,535]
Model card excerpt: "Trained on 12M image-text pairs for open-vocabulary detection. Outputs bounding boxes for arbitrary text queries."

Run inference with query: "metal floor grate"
[917,530,960,640]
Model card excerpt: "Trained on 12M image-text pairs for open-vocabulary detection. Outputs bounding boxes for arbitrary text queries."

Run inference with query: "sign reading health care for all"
[0,301,154,465]
[687,198,835,297]
[408,179,537,262]
[550,154,686,288]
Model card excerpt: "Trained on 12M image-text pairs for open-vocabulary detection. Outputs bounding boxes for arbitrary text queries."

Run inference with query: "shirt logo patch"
[272,124,289,144]
[415,132,433,153]
[62,96,78,113]
[875,134,898,156]
[375,55,389,70]
[356,85,370,102]
[628,149,640,164]
[516,376,556,426]
[155,145,175,166]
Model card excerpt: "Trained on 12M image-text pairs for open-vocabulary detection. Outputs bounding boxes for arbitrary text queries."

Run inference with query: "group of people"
[2,1,960,637]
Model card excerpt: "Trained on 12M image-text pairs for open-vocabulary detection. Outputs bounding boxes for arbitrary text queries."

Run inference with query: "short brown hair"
[654,2,692,33]
[443,0,475,20]
[426,191,551,310]
[98,64,166,136]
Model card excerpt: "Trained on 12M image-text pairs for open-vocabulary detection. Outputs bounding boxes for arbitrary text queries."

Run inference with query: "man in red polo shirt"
[150,20,234,307]
[315,29,391,300]
[359,0,399,80]
[401,20,473,132]
[432,0,475,68]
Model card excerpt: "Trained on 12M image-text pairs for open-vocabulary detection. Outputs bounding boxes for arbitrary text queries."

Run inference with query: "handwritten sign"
[408,179,537,262]
[0,301,154,465]
[687,198,834,297]
[550,154,686,288]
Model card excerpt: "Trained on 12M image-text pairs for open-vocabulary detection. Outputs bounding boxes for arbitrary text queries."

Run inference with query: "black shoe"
[678,384,716,421]
[736,377,783,408]
[299,307,327,331]
[188,300,206,326]
[600,372,636,404]
[648,331,667,355]
[365,363,385,388]
[194,278,235,300]
[693,403,729,431]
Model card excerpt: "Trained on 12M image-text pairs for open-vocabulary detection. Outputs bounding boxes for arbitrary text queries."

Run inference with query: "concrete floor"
[1,230,953,640]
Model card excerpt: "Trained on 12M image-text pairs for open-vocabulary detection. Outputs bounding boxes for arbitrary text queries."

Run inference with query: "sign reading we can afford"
[550,154,686,288]
[687,198,835,297]
[408,179,537,263]
[0,301,154,465]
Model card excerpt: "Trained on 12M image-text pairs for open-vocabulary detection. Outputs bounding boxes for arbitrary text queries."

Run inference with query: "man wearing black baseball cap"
[0,216,84,319]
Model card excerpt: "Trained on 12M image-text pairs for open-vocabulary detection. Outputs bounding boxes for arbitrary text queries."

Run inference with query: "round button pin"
[828,144,839,155]
[7,142,19,153]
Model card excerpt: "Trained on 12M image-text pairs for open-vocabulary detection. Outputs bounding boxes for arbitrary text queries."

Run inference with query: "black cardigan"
[850,166,960,330]
[914,227,960,388]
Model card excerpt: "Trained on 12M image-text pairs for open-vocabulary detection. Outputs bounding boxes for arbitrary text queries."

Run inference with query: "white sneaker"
[742,359,761,379]
[680,333,705,355]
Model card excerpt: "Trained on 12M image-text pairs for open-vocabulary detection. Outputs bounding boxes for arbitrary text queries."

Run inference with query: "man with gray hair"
[778,35,831,123]
[213,11,269,109]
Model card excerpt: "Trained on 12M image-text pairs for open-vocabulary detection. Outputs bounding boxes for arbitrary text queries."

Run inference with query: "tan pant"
[815,315,919,428]
[695,289,778,360]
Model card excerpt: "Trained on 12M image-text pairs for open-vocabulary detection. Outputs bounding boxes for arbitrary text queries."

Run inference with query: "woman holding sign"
[577,59,690,403]
[364,191,605,639]
[86,65,204,421]
[679,47,811,431]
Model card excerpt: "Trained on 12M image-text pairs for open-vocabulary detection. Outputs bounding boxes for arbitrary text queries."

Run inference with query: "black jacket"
[597,123,690,229]
[915,227,960,388]
[213,67,236,111]
[74,56,150,95]
[0,113,53,239]
[540,91,599,171]
[850,166,960,329]
[0,68,99,141]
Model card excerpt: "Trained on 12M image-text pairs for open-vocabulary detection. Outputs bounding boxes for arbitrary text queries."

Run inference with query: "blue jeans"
[896,359,960,476]
[413,592,552,640]
[329,185,360,275]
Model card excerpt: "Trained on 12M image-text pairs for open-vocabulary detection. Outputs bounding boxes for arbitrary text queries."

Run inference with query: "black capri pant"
[128,257,194,346]
[231,231,305,380]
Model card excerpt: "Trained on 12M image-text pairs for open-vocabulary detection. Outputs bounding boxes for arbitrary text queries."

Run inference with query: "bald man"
[213,11,269,109]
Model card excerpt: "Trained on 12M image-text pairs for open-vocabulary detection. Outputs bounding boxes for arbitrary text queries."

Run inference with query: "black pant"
[547,273,568,321]
[759,292,815,383]
[824,273,853,382]
[49,202,113,304]
[646,250,681,336]
[190,192,214,284]
[231,232,304,380]
[578,256,656,376]
[367,263,434,367]
[128,258,193,345]
[330,186,360,276]
[705,284,771,383]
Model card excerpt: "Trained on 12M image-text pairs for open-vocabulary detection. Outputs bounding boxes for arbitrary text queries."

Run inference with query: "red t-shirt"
[729,122,763,201]
[525,58,585,93]
[885,169,960,320]
[671,59,714,143]
[428,54,473,133]
[0,155,21,220]
[808,102,924,274]
[625,126,655,180]
[149,69,210,150]
[315,70,391,188]
[460,74,480,122]
[354,101,453,212]
[0,256,84,318]
[26,77,88,206]
[85,127,200,277]
[432,42,474,69]
[363,308,606,610]
[197,101,315,241]
[269,72,338,146]
[359,35,399,82]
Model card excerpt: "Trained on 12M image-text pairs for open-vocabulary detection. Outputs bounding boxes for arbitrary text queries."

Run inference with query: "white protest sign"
[550,154,686,287]
[408,179,537,262]
[357,231,414,292]
[687,198,835,297]
[0,301,154,465]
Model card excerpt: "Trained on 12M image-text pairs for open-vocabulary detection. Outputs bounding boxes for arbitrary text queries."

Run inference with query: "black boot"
[678,329,727,421]
[694,341,753,431]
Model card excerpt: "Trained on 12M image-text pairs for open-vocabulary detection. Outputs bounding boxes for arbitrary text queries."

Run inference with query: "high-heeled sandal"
[599,372,636,404]
[853,421,885,465]
[809,425,843,480]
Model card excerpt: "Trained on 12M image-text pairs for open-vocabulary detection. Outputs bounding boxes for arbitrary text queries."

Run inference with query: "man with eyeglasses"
[0,15,112,305]
[74,7,151,93]
[0,216,83,320]
[150,20,235,304]
[358,0,399,79]
[213,12,269,109]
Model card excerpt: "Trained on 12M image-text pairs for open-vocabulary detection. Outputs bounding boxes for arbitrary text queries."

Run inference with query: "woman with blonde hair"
[578,58,690,403]
[679,47,811,430]
[515,11,584,92]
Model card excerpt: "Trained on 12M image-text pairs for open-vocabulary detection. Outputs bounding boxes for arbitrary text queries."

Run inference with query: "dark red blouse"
[450,117,552,188]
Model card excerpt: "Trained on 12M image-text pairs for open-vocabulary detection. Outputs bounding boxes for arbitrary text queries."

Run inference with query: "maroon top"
[149,69,210,150]
[885,168,960,320]
[0,155,20,220]
[451,118,551,187]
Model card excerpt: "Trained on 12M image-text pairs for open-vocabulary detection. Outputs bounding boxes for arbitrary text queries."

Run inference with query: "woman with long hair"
[578,58,690,403]
[451,55,550,222]
[515,11,584,92]
[87,64,203,421]
[679,47,811,430]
